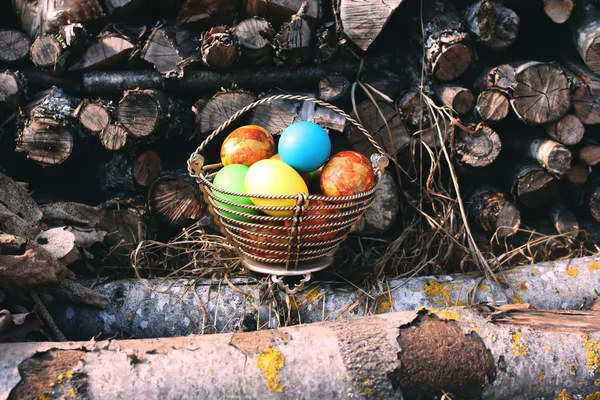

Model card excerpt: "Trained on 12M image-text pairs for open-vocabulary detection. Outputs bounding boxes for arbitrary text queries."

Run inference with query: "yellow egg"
[245,159,309,217]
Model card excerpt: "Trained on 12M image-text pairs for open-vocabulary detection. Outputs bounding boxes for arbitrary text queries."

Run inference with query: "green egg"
[212,164,258,222]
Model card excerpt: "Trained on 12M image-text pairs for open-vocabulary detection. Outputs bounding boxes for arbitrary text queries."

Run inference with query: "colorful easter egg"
[212,164,258,221]
[320,151,375,197]
[220,125,275,166]
[279,121,331,173]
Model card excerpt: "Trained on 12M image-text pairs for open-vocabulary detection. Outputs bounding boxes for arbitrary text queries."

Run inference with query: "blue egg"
[278,121,331,173]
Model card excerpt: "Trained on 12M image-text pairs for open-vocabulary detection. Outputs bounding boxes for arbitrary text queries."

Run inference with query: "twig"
[31,290,67,342]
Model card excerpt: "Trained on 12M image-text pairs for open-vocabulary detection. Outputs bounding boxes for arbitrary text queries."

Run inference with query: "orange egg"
[221,125,275,166]
[320,151,375,197]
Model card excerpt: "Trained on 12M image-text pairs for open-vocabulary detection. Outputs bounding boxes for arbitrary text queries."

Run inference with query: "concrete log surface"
[3,308,600,399]
[51,256,600,340]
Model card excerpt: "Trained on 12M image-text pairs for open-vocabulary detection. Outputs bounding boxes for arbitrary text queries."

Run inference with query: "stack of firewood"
[0,0,599,278]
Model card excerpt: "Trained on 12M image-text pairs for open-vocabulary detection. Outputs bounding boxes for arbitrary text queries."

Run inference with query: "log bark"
[0,71,24,110]
[506,135,573,178]
[117,89,167,139]
[415,0,474,81]
[571,0,600,75]
[475,90,510,122]
[544,113,585,145]
[475,64,516,94]
[579,141,600,166]
[463,0,520,50]
[199,89,257,136]
[245,0,322,25]
[510,61,571,124]
[549,202,579,237]
[201,26,239,69]
[543,0,575,23]
[141,24,198,77]
[148,175,204,228]
[69,32,135,71]
[96,151,162,195]
[315,21,338,63]
[11,0,105,38]
[99,123,128,151]
[339,0,403,51]
[78,101,112,134]
[562,57,600,125]
[397,88,435,129]
[233,17,273,65]
[81,53,393,94]
[103,0,146,18]
[0,29,31,63]
[510,162,560,208]
[176,0,241,27]
[6,308,600,399]
[346,100,411,159]
[318,73,351,103]
[468,187,520,239]
[454,124,501,168]
[132,150,162,187]
[433,84,474,115]
[274,4,313,65]
[47,255,600,340]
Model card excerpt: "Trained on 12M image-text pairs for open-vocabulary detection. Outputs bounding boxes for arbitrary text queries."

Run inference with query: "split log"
[562,57,600,125]
[176,0,241,27]
[463,0,520,50]
[338,0,402,51]
[0,29,31,63]
[11,0,104,38]
[81,53,394,94]
[566,162,590,186]
[298,97,347,132]
[0,172,42,239]
[468,187,520,239]
[248,94,300,134]
[314,21,338,63]
[29,35,69,71]
[505,135,573,178]
[510,162,560,208]
[141,24,197,77]
[0,71,24,110]
[414,0,474,81]
[245,0,322,25]
[233,18,274,65]
[48,255,600,340]
[549,202,579,237]
[433,84,474,115]
[99,123,128,151]
[511,61,571,125]
[39,202,105,228]
[318,73,351,103]
[397,88,435,129]
[274,5,313,65]
[148,174,204,228]
[454,124,501,168]
[69,31,135,72]
[199,89,257,136]
[117,89,167,140]
[571,0,600,75]
[361,70,404,103]
[8,308,600,399]
[544,113,585,145]
[475,90,510,122]
[543,0,575,23]
[476,64,516,94]
[346,100,411,159]
[201,26,239,69]
[579,141,600,166]
[97,151,162,196]
[132,150,162,187]
[78,101,112,134]
[98,207,155,261]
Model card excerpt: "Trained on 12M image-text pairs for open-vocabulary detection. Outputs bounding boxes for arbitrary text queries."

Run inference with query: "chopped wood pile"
[0,0,599,343]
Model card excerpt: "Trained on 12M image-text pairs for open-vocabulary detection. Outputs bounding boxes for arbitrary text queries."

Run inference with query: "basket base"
[241,256,334,276]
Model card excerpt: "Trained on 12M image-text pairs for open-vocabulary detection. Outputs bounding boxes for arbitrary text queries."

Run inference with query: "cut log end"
[16,120,74,166]
[511,62,571,124]
[432,43,473,82]
[233,18,273,65]
[512,164,560,209]
[579,143,600,166]
[544,114,585,145]
[148,177,204,227]
[476,91,510,122]
[434,85,474,115]
[0,71,22,109]
[536,139,572,178]
[99,124,128,151]
[117,90,164,139]
[133,151,162,187]
[0,29,31,62]
[455,125,501,168]
[549,203,579,237]
[79,102,111,133]
[470,189,521,239]
[69,36,135,72]
[318,73,351,103]
[30,35,65,69]
[464,0,520,49]
[202,27,239,69]
[543,0,574,23]
[200,91,257,136]
[567,163,589,186]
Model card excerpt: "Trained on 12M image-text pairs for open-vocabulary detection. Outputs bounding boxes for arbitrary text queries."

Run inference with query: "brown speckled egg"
[320,151,375,197]
[220,125,275,167]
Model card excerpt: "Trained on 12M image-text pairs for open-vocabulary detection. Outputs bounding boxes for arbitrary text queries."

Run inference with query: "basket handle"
[187,94,388,177]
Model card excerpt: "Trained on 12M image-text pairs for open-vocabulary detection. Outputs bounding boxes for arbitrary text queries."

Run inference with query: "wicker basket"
[187,94,388,293]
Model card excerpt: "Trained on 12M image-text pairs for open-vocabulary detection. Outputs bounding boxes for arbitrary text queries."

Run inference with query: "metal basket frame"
[187,94,388,293]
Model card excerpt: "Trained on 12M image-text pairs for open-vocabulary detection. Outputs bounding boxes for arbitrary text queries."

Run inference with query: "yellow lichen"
[362,379,372,395]
[595,378,600,387]
[65,388,76,398]
[304,288,320,303]
[555,390,574,400]
[480,283,488,292]
[439,309,460,321]
[538,374,546,385]
[256,347,285,392]
[531,269,539,276]
[589,262,600,272]
[35,396,51,400]
[510,331,528,357]
[583,335,600,373]
[376,298,393,314]
[207,370,213,376]
[566,266,579,278]
[472,326,481,333]
[585,392,600,400]
[56,374,63,383]
[569,363,578,375]
[424,280,451,306]
[64,370,74,379]
[546,347,552,352]
[125,313,133,319]
[513,294,523,304]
